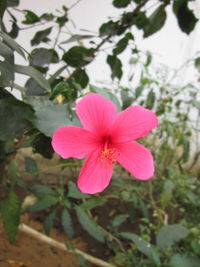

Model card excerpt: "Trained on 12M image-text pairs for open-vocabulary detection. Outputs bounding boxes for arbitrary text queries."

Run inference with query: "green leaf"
[0,0,7,20]
[0,60,14,86]
[71,68,89,88]
[67,181,90,199]
[32,100,80,137]
[119,232,160,264]
[29,48,59,67]
[135,85,144,99]
[107,55,122,79]
[32,185,55,195]
[113,0,131,8]
[49,81,73,100]
[146,90,155,109]
[44,208,57,235]
[31,132,54,159]
[156,224,189,250]
[0,30,26,58]
[31,27,52,46]
[195,57,200,70]
[113,32,134,55]
[0,41,14,63]
[0,95,33,141]
[14,64,51,92]
[7,160,20,187]
[25,78,47,96]
[28,195,59,212]
[169,254,200,267]
[112,214,129,227]
[161,180,175,207]
[79,198,106,211]
[144,5,167,38]
[25,157,38,175]
[1,190,20,243]
[7,0,19,7]
[62,46,93,67]
[22,10,40,24]
[61,209,74,238]
[61,34,94,44]
[76,207,105,243]
[173,0,198,34]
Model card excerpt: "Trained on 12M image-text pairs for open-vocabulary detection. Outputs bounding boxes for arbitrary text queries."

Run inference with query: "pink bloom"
[52,93,158,194]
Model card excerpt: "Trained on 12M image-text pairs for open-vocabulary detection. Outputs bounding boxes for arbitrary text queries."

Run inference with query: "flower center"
[99,147,120,167]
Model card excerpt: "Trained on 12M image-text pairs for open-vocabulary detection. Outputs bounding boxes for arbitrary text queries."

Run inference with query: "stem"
[19,223,116,267]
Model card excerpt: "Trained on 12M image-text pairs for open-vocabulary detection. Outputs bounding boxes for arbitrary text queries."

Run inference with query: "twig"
[18,223,116,267]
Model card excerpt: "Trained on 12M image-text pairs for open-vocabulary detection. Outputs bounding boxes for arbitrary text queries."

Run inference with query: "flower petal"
[77,149,113,194]
[111,105,158,143]
[76,93,117,136]
[52,126,97,159]
[116,141,154,180]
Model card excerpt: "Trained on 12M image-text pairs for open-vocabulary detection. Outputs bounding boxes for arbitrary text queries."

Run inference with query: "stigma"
[99,148,120,167]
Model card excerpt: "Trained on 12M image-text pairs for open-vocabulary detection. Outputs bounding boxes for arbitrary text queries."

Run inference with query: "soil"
[0,214,85,267]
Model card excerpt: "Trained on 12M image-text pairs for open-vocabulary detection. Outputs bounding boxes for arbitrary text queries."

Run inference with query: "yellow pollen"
[99,148,120,167]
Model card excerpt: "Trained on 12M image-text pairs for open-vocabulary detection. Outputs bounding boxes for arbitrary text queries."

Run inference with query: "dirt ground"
[0,214,87,267]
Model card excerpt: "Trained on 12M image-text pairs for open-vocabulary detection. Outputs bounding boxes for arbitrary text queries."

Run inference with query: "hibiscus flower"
[52,93,158,194]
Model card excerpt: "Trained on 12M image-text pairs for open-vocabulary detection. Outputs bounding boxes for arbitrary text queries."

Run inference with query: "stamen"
[99,148,120,167]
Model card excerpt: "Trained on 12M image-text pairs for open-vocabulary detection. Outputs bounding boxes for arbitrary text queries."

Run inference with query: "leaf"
[31,132,54,159]
[31,27,52,46]
[195,57,200,70]
[28,195,59,212]
[0,40,14,63]
[32,185,55,195]
[14,64,51,92]
[0,60,15,86]
[169,254,200,267]
[107,55,122,79]
[7,0,19,7]
[49,81,74,101]
[62,46,93,67]
[156,224,189,250]
[113,0,131,8]
[79,198,106,211]
[144,4,167,38]
[161,180,175,207]
[173,0,198,34]
[119,232,160,264]
[67,181,90,199]
[0,96,33,141]
[24,157,38,175]
[113,32,134,55]
[0,0,7,20]
[146,90,155,109]
[8,160,20,187]
[25,78,47,96]
[1,190,20,243]
[44,208,57,235]
[61,209,74,238]
[0,31,26,58]
[71,68,89,88]
[22,10,40,24]
[76,207,105,243]
[112,214,129,227]
[60,34,94,44]
[29,48,59,67]
[32,100,80,137]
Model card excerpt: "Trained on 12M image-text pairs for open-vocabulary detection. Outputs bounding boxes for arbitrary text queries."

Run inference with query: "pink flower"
[52,93,158,194]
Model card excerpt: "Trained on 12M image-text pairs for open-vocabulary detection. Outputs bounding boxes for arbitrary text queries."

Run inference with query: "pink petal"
[77,149,113,194]
[111,105,158,143]
[76,93,117,136]
[52,126,97,159]
[116,141,154,180]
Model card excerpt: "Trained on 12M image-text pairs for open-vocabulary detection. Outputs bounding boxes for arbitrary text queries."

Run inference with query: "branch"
[18,223,116,267]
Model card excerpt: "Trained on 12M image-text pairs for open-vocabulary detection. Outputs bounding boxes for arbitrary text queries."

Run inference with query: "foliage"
[0,0,199,266]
